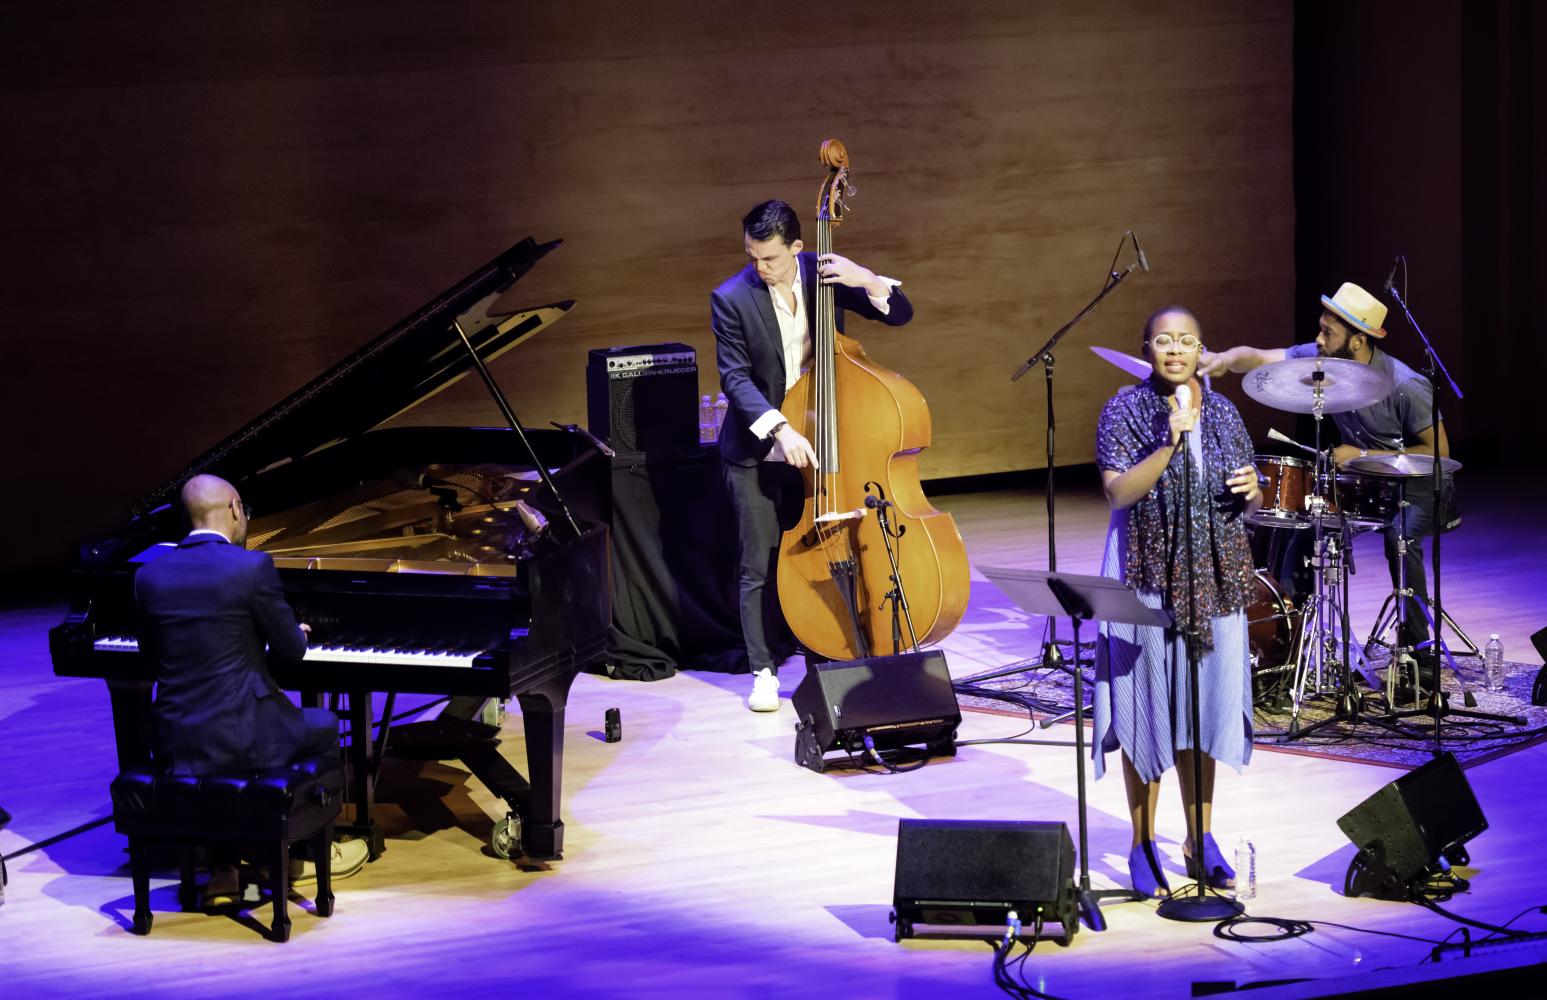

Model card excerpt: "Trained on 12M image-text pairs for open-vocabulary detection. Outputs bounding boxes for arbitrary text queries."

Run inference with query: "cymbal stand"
[1362,472,1478,660]
[1285,373,1335,717]
[1281,374,1404,742]
[1371,476,1521,726]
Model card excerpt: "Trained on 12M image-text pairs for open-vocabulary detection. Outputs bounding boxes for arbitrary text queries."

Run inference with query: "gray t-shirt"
[1284,343,1444,460]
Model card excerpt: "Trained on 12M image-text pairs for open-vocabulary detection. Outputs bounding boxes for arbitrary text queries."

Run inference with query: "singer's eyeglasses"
[1151,334,1201,352]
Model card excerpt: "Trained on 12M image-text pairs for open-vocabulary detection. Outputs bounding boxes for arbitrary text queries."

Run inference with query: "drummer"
[1200,282,1456,676]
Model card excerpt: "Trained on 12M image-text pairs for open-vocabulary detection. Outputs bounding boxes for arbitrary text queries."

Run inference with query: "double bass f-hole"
[863,481,905,539]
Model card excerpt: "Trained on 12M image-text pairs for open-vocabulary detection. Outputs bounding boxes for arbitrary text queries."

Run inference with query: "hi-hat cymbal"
[1345,452,1463,477]
[1242,356,1394,414]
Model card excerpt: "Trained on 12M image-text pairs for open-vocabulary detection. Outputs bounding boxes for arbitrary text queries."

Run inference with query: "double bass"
[776,139,970,660]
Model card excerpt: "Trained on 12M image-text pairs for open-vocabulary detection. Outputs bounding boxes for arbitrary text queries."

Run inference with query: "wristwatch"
[768,420,788,439]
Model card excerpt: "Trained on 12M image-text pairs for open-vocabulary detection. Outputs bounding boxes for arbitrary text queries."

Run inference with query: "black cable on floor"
[0,814,113,863]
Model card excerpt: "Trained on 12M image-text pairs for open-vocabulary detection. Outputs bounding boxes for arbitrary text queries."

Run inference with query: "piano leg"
[341,692,385,860]
[515,673,578,861]
[105,679,155,771]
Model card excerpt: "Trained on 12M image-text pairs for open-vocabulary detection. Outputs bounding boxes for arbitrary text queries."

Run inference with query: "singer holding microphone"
[1091,307,1262,900]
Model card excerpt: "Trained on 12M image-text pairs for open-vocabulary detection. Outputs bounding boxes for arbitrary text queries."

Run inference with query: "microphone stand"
[1379,271,1518,743]
[863,482,920,656]
[1158,395,1244,922]
[1006,232,1144,683]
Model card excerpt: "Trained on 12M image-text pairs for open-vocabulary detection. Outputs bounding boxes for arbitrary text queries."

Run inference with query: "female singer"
[1091,306,1262,899]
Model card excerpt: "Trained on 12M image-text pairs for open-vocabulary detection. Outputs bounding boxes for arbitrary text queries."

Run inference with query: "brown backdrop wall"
[0,1,1294,576]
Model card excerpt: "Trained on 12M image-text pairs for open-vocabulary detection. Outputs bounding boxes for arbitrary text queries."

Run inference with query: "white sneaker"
[290,838,370,885]
[747,668,780,712]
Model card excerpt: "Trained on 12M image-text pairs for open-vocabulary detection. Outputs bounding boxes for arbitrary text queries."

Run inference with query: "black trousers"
[722,460,803,675]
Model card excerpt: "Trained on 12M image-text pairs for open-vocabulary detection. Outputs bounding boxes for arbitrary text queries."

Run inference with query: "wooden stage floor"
[3,476,1546,997]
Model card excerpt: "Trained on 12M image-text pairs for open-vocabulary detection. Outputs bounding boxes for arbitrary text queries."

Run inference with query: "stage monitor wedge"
[1337,751,1487,899]
[791,650,959,772]
[891,818,1078,944]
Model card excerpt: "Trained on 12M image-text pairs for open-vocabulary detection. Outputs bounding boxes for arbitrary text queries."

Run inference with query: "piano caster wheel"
[491,814,522,860]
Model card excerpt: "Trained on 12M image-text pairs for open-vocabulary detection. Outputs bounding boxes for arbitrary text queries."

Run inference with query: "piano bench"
[110,754,345,942]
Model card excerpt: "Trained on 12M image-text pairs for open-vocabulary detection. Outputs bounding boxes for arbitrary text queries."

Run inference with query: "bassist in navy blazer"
[711,199,912,711]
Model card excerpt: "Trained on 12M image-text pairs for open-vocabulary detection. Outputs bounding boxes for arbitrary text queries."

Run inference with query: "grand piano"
[50,236,609,862]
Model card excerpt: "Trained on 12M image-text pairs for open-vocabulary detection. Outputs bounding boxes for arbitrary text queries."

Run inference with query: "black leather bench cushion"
[112,755,343,840]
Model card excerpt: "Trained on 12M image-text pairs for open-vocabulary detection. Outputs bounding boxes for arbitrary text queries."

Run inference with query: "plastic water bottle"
[1485,634,1505,692]
[1233,836,1257,902]
[698,395,714,443]
[713,393,729,438]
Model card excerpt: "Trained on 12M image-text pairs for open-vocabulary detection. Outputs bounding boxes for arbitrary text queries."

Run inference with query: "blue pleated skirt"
[1091,511,1254,784]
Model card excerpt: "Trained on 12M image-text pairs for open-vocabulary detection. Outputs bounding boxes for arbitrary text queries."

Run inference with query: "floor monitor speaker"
[1337,751,1487,899]
[791,650,959,772]
[891,818,1078,943]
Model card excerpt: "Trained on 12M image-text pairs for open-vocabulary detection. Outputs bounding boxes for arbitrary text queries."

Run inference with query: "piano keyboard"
[92,636,484,669]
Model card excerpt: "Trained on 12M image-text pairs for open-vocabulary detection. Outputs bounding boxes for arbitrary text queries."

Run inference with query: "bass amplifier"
[586,343,699,453]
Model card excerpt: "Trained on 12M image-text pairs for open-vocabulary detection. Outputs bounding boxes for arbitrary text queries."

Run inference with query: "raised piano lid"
[130,236,574,520]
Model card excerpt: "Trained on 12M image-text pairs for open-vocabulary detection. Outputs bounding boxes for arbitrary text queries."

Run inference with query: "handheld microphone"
[1384,256,1399,294]
[1131,231,1150,272]
[1174,384,1192,441]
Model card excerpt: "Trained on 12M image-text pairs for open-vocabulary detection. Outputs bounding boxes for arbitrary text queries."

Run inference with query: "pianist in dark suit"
[712,199,913,712]
[134,474,336,775]
[134,473,365,901]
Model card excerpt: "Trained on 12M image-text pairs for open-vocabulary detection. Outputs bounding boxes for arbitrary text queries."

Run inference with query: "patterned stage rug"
[955,644,1547,770]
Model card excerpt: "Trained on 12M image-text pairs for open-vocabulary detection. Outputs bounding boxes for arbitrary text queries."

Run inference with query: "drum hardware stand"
[1279,374,1407,743]
[1011,231,1146,676]
[863,482,920,656]
[1281,511,1414,741]
[1368,478,1520,726]
[1358,441,1478,660]
[1366,593,1478,659]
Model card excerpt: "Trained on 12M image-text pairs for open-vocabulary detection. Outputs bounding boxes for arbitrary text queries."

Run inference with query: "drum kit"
[1238,356,1464,730]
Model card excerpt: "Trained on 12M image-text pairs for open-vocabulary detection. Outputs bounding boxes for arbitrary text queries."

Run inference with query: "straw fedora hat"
[1321,282,1388,338]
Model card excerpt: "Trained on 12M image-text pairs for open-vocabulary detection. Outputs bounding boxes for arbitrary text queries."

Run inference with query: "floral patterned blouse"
[1095,377,1257,646]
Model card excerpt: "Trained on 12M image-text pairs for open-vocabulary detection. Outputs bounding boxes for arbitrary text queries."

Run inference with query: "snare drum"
[1330,473,1398,530]
[1246,569,1297,673]
[1249,455,1313,529]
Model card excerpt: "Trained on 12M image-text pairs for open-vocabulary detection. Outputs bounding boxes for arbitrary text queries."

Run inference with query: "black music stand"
[978,565,1172,932]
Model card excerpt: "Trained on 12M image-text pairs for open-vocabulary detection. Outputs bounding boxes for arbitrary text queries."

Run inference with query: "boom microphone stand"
[1378,260,1520,742]
[1008,231,1148,677]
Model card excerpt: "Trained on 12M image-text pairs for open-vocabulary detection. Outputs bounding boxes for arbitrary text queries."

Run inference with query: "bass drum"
[1246,570,1297,706]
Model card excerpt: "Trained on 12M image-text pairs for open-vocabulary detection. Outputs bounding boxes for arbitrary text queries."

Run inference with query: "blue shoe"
[1185,833,1235,890]
[1128,841,1171,899]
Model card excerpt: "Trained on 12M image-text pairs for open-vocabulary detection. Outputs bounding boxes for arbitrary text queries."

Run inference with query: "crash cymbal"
[1090,345,1215,393]
[1345,452,1462,477]
[1090,345,1151,381]
[1242,356,1394,414]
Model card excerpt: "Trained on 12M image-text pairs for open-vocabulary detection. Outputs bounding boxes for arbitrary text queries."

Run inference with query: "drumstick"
[1267,427,1318,456]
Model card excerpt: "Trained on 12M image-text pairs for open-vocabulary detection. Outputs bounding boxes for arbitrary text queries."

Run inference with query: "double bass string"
[813,184,851,571]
